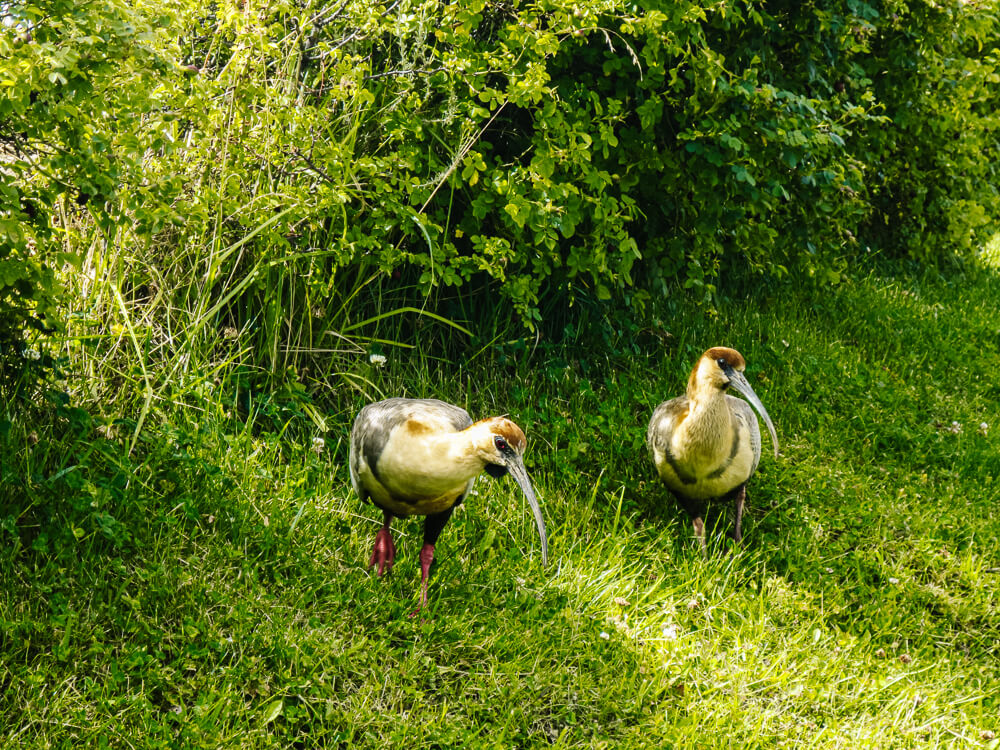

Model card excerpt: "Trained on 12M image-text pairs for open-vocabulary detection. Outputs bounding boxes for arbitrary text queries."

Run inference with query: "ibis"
[646,347,778,551]
[349,397,548,609]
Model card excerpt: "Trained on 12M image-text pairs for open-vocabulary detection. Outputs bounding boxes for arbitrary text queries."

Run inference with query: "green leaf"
[263,699,283,724]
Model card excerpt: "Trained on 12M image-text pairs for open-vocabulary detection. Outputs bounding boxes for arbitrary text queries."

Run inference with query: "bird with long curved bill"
[647,347,778,552]
[349,398,548,610]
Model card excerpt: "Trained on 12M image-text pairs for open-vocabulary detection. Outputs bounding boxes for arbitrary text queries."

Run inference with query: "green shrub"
[115,0,999,332]
[0,0,186,395]
[860,0,1000,258]
[4,0,998,407]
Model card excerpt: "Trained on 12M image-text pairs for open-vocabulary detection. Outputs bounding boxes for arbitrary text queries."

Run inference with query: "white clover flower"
[311,436,325,454]
[369,353,387,368]
[979,422,988,436]
[949,421,962,434]
[599,631,610,640]
[23,348,40,361]
[888,577,899,585]
[662,624,679,640]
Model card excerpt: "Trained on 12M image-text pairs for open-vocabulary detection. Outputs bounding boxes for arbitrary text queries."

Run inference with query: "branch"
[364,66,447,81]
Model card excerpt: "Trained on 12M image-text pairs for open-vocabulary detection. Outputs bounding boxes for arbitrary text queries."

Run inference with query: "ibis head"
[692,347,779,458]
[475,417,548,567]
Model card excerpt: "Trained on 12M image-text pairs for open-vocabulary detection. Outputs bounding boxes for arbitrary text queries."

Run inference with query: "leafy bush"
[860,1,1000,258]
[0,0,185,395]
[3,0,998,406]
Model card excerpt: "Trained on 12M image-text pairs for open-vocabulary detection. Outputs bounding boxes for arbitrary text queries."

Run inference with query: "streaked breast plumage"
[647,347,778,549]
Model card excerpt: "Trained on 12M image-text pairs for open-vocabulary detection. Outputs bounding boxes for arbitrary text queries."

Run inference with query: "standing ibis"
[646,347,778,552]
[349,397,548,609]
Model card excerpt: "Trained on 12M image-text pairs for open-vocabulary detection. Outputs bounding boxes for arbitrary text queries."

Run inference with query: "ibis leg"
[412,508,454,612]
[369,510,396,576]
[417,543,435,608]
[732,484,746,544]
[692,516,707,557]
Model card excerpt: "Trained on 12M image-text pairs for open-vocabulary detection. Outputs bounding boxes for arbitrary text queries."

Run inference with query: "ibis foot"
[369,512,396,576]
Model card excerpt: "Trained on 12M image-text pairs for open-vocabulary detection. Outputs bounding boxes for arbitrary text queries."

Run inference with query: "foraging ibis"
[349,397,548,609]
[646,347,778,551]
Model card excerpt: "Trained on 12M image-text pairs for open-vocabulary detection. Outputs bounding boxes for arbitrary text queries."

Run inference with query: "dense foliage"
[2,0,998,391]
[0,0,181,386]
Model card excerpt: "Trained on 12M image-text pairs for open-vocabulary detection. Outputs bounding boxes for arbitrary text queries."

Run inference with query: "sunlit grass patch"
[3,266,1000,746]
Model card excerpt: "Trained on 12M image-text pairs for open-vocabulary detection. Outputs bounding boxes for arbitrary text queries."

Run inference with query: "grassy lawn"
[2,266,999,747]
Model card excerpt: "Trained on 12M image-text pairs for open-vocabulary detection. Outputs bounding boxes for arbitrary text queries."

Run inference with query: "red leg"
[368,511,396,576]
[409,508,453,614]
[413,543,435,613]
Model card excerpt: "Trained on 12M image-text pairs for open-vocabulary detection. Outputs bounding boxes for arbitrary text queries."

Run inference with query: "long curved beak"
[729,372,779,458]
[506,455,549,567]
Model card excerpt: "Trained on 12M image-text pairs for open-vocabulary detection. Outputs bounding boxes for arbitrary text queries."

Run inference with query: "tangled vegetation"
[2,0,999,399]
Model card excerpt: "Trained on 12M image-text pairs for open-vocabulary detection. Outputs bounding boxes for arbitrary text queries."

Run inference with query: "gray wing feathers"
[647,397,684,458]
[349,398,473,497]
[359,397,472,431]
[728,395,762,476]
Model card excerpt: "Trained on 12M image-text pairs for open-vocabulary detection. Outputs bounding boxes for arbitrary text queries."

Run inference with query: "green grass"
[2,266,999,747]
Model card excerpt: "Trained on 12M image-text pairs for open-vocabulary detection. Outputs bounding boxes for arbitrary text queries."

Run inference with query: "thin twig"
[364,66,447,81]
[416,101,508,216]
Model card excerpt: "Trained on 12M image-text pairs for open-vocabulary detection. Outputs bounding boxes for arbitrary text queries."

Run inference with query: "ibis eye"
[716,357,728,368]
[494,436,509,452]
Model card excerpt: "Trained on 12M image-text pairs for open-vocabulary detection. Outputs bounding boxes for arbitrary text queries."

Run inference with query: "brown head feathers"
[686,347,747,395]
[476,417,527,453]
[703,347,746,370]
